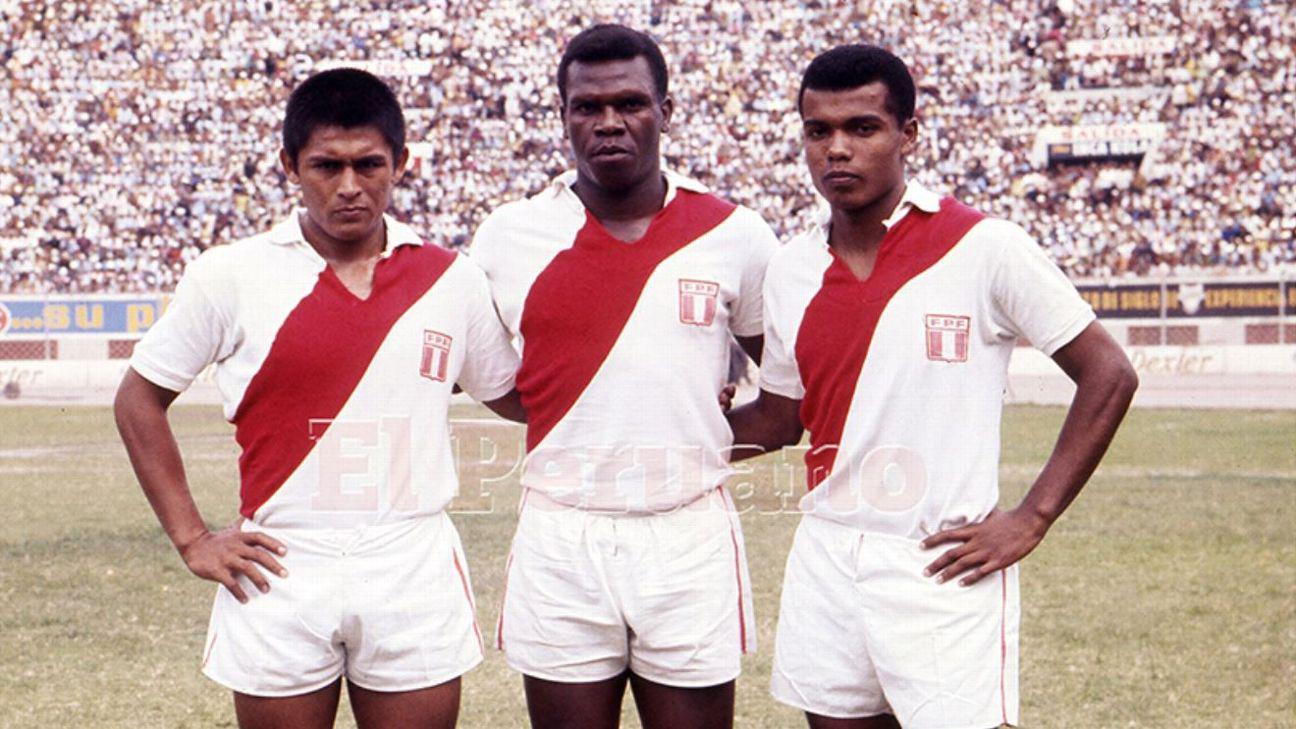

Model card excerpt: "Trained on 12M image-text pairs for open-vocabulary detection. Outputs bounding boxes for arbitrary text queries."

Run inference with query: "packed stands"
[1,0,1292,293]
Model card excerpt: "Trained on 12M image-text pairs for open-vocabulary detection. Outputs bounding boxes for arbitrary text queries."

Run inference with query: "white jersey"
[131,212,519,529]
[760,183,1094,539]
[471,170,779,512]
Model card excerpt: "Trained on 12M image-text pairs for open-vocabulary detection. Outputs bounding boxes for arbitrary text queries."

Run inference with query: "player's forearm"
[114,375,210,553]
[1019,352,1138,526]
[727,392,803,462]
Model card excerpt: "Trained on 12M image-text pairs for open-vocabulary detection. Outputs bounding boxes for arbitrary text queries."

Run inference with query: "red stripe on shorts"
[495,551,515,651]
[1000,570,1008,726]
[722,489,748,654]
[201,630,218,670]
[452,549,484,653]
[495,490,530,650]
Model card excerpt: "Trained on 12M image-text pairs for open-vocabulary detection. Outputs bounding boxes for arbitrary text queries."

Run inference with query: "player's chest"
[517,242,744,341]
[791,260,992,375]
[231,272,470,390]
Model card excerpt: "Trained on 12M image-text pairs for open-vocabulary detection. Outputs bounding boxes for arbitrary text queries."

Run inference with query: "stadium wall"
[1,278,1293,405]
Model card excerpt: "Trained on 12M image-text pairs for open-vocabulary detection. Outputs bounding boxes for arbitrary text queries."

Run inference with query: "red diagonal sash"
[232,244,456,518]
[795,198,984,489]
[517,191,736,451]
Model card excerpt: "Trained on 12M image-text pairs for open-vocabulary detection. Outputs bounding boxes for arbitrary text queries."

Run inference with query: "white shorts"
[201,512,484,697]
[771,516,1019,729]
[496,487,755,687]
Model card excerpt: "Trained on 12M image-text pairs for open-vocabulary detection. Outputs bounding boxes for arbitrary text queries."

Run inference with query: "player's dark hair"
[798,44,915,127]
[282,68,405,168]
[557,24,668,105]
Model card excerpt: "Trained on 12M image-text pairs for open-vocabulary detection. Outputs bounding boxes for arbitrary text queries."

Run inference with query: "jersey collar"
[811,180,943,248]
[548,167,709,215]
[268,210,426,259]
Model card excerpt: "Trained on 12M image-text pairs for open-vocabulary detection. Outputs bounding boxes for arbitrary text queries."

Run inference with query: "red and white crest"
[419,330,452,381]
[924,314,970,363]
[0,303,9,335]
[678,279,720,327]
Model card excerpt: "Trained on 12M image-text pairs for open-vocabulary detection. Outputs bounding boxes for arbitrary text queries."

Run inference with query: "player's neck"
[573,170,668,236]
[827,183,906,255]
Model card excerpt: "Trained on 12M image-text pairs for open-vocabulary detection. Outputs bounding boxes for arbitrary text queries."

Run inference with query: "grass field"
[0,404,1293,728]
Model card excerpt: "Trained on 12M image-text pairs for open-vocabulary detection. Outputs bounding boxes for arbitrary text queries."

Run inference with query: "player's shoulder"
[768,224,825,271]
[672,183,778,257]
[962,212,1038,258]
[470,194,553,256]
[723,201,776,234]
[481,180,572,231]
[438,246,487,285]
[479,195,541,229]
[180,226,279,284]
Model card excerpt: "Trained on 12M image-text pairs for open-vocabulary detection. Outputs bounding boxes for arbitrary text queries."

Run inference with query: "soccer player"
[114,68,523,729]
[727,45,1139,728]
[469,24,779,729]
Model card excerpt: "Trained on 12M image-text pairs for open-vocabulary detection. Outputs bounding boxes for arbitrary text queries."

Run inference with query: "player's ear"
[660,94,674,134]
[899,117,919,157]
[279,148,300,183]
[392,145,410,183]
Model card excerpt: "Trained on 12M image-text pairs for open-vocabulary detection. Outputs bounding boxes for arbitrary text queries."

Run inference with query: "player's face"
[562,56,672,194]
[801,82,917,216]
[280,125,408,247]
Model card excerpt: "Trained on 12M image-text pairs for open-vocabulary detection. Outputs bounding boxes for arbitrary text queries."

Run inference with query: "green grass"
[0,405,1292,727]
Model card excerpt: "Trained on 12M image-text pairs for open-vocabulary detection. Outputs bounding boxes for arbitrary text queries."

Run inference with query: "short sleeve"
[129,252,234,392]
[728,208,781,338]
[456,258,520,402]
[466,209,502,283]
[756,262,806,400]
[987,220,1096,355]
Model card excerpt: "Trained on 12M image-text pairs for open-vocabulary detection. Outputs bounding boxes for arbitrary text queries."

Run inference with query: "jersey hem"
[1034,309,1096,356]
[628,666,742,689]
[202,666,344,698]
[346,653,483,694]
[126,360,191,394]
[757,379,804,401]
[464,377,517,405]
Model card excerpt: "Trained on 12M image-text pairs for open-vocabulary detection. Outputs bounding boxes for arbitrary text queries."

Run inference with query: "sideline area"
[3,344,1293,410]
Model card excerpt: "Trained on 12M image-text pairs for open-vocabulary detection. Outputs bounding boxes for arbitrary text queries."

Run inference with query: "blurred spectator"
[1,0,1292,293]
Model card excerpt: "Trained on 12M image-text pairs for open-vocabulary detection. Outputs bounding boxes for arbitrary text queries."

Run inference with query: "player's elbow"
[779,420,804,449]
[1095,351,1139,410]
[1115,358,1139,402]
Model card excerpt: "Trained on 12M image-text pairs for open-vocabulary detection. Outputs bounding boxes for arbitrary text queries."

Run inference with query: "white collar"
[813,181,943,246]
[548,167,710,213]
[882,181,942,229]
[268,210,424,257]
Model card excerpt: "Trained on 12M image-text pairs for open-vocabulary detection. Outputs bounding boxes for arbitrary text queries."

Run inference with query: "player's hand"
[718,383,737,412]
[920,508,1050,586]
[178,522,288,604]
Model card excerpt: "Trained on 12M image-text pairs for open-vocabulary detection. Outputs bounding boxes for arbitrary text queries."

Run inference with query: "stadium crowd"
[1,0,1292,293]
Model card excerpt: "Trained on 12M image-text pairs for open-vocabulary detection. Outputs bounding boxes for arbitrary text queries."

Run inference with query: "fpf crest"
[924,314,969,363]
[420,330,452,381]
[678,279,720,327]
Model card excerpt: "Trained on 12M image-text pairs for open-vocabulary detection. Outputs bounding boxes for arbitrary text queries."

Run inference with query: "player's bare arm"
[735,334,763,366]
[114,368,287,603]
[716,335,765,412]
[483,387,527,423]
[726,389,803,462]
[921,321,1138,585]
